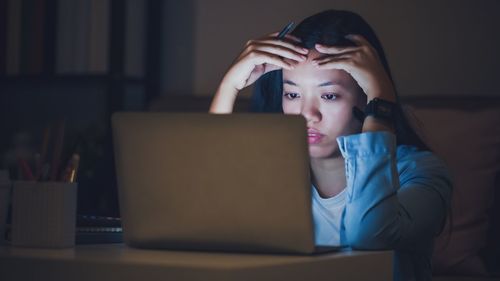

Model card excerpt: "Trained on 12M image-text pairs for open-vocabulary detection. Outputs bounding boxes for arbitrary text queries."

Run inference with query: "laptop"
[112,112,341,254]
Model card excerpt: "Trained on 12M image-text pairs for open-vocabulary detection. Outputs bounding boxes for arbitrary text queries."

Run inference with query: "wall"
[160,0,500,97]
[160,0,196,96]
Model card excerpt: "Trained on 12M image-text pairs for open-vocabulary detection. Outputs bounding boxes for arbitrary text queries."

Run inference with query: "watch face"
[378,104,392,116]
[367,98,395,120]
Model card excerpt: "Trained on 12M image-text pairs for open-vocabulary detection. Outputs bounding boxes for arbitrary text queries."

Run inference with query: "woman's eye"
[284,93,300,100]
[321,94,337,100]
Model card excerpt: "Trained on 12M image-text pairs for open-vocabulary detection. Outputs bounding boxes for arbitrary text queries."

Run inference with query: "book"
[0,0,7,75]
[20,0,46,74]
[88,0,110,74]
[72,0,89,74]
[124,0,145,78]
[56,0,75,74]
[75,215,123,244]
[6,0,22,75]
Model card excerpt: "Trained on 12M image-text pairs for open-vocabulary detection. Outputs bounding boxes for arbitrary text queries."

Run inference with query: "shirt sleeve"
[336,131,452,250]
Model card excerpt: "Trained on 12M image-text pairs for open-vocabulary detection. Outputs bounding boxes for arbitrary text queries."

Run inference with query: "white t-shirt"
[311,185,346,246]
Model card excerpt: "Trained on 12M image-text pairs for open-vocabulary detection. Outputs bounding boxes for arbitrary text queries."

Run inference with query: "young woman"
[210,10,452,281]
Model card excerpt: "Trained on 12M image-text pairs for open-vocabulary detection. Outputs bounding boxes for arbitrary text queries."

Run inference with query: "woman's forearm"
[338,132,451,250]
[209,82,239,114]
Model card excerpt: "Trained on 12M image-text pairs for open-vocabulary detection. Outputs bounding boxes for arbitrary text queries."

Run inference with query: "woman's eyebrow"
[283,80,337,87]
[283,79,298,86]
[318,81,336,87]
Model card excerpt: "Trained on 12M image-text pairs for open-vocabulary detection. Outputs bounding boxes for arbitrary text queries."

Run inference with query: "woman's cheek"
[282,100,301,115]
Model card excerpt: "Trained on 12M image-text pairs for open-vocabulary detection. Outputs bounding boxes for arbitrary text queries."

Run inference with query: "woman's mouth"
[307,128,325,144]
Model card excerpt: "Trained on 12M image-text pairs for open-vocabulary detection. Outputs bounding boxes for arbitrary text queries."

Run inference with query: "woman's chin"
[308,145,339,159]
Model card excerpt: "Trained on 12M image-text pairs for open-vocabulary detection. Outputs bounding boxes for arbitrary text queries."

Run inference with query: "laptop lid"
[112,113,315,254]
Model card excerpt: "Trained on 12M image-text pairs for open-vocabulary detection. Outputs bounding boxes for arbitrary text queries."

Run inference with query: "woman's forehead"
[286,49,359,85]
[282,66,352,87]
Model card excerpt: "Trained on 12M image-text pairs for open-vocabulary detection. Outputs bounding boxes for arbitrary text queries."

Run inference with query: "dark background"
[1,0,499,217]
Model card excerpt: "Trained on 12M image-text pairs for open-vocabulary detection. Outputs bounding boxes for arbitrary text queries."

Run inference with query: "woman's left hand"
[313,34,396,102]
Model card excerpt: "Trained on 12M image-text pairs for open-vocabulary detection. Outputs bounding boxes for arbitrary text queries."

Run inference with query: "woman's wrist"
[366,80,396,102]
[361,94,397,134]
[362,116,395,134]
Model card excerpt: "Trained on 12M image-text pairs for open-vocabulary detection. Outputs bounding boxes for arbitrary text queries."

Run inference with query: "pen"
[18,158,35,181]
[34,153,41,179]
[37,125,51,180]
[61,153,80,183]
[68,154,80,183]
[41,163,50,181]
[277,21,295,39]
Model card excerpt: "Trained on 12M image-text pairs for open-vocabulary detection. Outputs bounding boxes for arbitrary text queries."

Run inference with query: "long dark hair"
[251,10,430,151]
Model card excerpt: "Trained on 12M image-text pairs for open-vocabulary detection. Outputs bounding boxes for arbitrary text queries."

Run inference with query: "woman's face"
[282,50,366,159]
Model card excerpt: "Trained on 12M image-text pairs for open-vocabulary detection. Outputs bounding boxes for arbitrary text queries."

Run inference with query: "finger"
[344,34,370,45]
[312,52,356,64]
[268,31,279,37]
[345,34,379,58]
[313,57,353,72]
[263,64,280,74]
[344,34,371,46]
[266,32,301,43]
[315,44,360,55]
[250,43,307,62]
[256,39,308,55]
[250,33,306,54]
[283,34,302,43]
[251,50,296,70]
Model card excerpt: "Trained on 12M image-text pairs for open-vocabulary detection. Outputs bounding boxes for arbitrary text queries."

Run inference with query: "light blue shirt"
[312,131,452,281]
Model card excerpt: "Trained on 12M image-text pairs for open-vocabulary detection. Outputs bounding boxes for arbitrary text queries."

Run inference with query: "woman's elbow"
[345,218,400,250]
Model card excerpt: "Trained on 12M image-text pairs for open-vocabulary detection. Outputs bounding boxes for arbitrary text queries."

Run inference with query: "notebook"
[111,113,341,254]
[75,215,123,244]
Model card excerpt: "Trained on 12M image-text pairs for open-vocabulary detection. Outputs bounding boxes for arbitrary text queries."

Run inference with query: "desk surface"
[0,244,393,281]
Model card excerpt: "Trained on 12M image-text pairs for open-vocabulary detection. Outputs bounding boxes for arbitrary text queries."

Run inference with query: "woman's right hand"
[220,33,309,91]
[210,32,308,113]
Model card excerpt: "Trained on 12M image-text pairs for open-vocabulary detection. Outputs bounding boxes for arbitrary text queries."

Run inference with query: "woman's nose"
[301,103,321,123]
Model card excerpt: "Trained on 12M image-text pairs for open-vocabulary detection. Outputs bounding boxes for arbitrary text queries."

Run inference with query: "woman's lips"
[307,128,325,144]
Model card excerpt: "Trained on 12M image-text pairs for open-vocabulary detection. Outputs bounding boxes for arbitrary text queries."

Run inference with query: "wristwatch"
[364,98,397,122]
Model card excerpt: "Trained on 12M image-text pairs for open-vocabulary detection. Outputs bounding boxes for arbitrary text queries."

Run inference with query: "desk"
[0,244,392,281]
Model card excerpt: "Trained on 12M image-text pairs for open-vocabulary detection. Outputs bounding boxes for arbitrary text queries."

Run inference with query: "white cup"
[11,181,77,248]
[0,170,11,245]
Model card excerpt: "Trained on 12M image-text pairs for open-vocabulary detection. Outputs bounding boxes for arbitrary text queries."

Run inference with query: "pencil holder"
[11,181,77,248]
